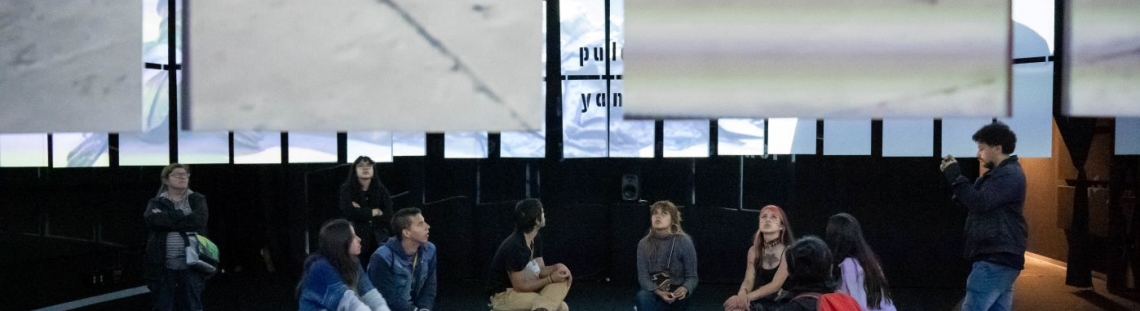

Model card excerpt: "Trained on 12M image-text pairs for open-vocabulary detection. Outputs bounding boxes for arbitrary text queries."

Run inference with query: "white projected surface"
[234,131,281,164]
[348,132,394,163]
[445,132,488,159]
[502,126,546,158]
[624,0,1010,119]
[53,133,110,168]
[393,132,426,157]
[563,80,609,158]
[179,131,229,164]
[768,118,816,155]
[0,134,48,167]
[663,120,709,158]
[608,80,654,158]
[186,0,543,132]
[720,117,766,153]
[1065,0,1140,117]
[120,131,169,166]
[289,132,337,163]
[883,119,933,157]
[0,0,142,133]
[1003,64,1053,157]
[941,118,993,158]
[824,119,871,156]
[1012,0,1054,54]
[718,119,765,156]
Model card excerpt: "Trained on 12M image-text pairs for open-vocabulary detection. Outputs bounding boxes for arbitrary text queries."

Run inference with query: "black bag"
[650,236,678,291]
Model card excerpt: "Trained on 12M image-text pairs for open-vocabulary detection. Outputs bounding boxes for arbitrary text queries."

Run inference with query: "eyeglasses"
[169,173,191,178]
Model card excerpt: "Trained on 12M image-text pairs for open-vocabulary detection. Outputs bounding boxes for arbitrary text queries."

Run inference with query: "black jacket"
[339,181,394,246]
[944,156,1028,269]
[143,192,209,281]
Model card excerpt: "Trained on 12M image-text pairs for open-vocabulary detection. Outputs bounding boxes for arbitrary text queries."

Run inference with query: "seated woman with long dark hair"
[298,219,390,311]
[825,213,896,311]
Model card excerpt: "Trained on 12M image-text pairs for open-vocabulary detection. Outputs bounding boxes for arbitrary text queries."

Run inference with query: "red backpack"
[793,292,863,311]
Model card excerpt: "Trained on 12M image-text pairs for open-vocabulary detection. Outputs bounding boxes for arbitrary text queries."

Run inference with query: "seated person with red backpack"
[776,236,862,311]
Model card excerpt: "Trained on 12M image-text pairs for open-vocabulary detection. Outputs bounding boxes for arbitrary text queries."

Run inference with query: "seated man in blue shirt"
[369,208,437,311]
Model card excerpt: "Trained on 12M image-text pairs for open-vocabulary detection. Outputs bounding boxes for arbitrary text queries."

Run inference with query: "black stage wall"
[0,154,978,309]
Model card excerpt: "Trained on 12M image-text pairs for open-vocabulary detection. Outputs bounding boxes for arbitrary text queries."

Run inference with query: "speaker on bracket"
[621,174,640,201]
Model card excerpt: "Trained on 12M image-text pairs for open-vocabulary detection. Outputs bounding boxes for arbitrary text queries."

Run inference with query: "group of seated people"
[297,198,896,311]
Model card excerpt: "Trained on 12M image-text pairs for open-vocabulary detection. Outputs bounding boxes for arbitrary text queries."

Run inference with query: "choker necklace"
[763,237,780,250]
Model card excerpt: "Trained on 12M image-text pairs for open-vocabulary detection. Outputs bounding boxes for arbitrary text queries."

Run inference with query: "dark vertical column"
[167,0,178,164]
[545,0,562,161]
[337,132,347,163]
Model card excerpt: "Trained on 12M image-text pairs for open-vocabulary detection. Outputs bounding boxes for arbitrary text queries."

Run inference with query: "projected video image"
[502,130,546,158]
[663,120,709,158]
[288,132,337,163]
[53,133,110,168]
[1066,0,1140,117]
[608,80,654,158]
[445,132,489,159]
[393,132,426,157]
[234,131,282,164]
[718,119,765,156]
[348,132,394,163]
[0,134,48,167]
[624,0,1010,119]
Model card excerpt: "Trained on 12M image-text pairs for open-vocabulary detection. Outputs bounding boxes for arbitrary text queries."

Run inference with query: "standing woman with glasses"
[340,156,395,267]
[144,163,209,310]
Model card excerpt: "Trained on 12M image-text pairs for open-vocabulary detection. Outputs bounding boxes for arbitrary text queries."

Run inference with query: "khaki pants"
[490,281,571,311]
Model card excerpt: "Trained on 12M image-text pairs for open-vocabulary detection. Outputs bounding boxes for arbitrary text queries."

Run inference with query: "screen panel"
[718,119,765,156]
[289,132,338,163]
[0,134,48,167]
[185,0,543,132]
[768,118,816,155]
[233,131,281,164]
[663,120,709,158]
[823,119,871,156]
[624,0,1010,120]
[53,133,110,168]
[0,0,143,133]
[348,132,394,163]
[1065,0,1140,117]
[444,132,489,159]
[883,119,933,157]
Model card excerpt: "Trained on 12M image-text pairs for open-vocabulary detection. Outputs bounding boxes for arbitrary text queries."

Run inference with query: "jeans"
[635,290,690,311]
[961,260,1020,311]
[151,268,205,311]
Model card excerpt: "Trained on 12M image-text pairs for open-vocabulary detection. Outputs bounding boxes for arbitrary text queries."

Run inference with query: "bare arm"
[737,247,758,296]
[508,258,568,293]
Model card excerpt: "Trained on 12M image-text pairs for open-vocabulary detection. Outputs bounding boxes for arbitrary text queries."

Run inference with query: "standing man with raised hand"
[486,199,572,311]
[940,121,1028,311]
[370,208,437,311]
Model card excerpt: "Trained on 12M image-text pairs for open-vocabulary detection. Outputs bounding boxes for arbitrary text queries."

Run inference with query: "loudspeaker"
[621,174,640,201]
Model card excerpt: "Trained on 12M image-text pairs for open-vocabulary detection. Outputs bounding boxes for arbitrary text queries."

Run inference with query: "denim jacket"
[299,256,390,311]
[369,237,438,311]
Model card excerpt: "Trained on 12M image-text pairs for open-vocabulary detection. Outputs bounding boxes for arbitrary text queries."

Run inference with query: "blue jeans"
[635,290,689,311]
[962,260,1020,311]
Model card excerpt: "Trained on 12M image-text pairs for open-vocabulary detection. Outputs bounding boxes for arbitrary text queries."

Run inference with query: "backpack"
[792,292,863,311]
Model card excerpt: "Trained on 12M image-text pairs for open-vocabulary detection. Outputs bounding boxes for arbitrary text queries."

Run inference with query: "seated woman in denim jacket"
[299,219,391,311]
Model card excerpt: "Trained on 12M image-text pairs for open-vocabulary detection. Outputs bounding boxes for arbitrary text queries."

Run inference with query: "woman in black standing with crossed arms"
[340,156,394,267]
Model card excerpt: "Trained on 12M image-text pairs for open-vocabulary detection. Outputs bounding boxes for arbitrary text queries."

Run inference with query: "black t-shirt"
[485,231,543,296]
